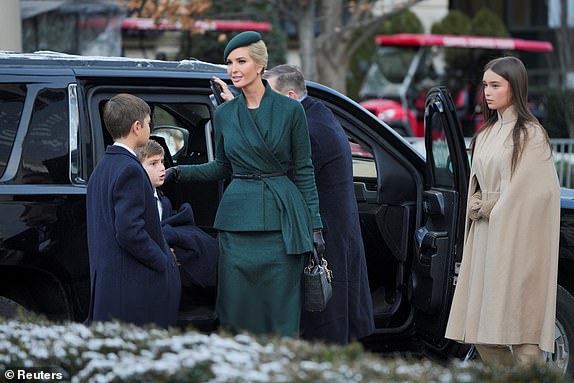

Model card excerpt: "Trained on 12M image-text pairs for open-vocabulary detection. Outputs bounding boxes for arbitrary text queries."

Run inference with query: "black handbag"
[303,247,333,312]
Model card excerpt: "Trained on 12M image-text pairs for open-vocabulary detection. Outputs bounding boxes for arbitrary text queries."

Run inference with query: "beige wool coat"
[445,106,560,352]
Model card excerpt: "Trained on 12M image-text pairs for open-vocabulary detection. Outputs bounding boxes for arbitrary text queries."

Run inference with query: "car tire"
[546,285,574,376]
[0,296,29,319]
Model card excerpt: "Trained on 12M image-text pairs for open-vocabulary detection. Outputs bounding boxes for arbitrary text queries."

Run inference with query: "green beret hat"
[223,31,262,62]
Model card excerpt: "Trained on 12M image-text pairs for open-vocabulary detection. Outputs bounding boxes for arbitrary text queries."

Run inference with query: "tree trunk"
[297,0,318,81]
[316,0,348,93]
[316,47,350,94]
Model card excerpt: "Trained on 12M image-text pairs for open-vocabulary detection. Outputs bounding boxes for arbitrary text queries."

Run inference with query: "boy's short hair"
[103,93,151,139]
[136,139,165,162]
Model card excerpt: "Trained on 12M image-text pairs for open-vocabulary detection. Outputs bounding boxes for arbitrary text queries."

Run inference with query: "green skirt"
[216,231,305,337]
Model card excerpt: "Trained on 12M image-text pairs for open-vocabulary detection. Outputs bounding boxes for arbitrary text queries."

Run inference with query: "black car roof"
[0,51,226,74]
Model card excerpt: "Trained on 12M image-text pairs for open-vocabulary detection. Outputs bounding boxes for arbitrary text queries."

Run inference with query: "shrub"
[0,318,570,382]
[470,7,510,38]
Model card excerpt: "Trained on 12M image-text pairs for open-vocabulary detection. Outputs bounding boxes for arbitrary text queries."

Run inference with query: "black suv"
[0,52,572,374]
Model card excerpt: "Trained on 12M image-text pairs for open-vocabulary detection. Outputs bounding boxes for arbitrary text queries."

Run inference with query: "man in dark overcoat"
[264,65,375,344]
[86,94,181,328]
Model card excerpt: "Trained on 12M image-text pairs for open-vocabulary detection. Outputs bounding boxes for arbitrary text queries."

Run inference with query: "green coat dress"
[178,83,322,336]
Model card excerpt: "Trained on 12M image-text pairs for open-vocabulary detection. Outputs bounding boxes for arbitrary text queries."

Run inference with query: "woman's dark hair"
[470,56,550,175]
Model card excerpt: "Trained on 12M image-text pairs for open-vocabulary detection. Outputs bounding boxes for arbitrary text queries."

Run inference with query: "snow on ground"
[0,319,566,382]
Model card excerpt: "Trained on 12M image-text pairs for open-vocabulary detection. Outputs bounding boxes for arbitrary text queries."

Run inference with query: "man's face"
[141,154,165,188]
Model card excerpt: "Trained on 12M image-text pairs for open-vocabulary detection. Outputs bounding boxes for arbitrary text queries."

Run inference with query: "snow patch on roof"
[0,51,226,72]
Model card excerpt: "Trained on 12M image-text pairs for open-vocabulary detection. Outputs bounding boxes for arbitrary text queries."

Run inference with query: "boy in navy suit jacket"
[86,94,181,328]
[136,140,219,288]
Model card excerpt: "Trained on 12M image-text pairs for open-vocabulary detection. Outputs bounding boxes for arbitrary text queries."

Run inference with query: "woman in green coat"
[168,31,324,337]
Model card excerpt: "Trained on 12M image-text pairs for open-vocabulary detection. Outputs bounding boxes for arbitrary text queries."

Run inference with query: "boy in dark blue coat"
[86,94,181,328]
[136,140,219,288]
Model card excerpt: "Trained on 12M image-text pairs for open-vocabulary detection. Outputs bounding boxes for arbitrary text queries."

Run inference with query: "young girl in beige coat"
[445,56,560,366]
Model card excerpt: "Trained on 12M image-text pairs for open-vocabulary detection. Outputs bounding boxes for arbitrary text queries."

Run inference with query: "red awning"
[374,33,553,52]
[122,18,272,32]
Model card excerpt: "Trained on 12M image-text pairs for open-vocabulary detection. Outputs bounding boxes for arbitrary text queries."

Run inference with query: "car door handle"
[415,227,447,250]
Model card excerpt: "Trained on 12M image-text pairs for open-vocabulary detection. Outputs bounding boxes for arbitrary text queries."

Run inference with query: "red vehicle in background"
[358,33,553,137]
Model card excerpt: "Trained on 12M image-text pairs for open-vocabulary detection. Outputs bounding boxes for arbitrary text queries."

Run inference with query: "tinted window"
[429,113,455,188]
[20,89,69,184]
[350,139,377,190]
[0,85,26,178]
[151,103,211,161]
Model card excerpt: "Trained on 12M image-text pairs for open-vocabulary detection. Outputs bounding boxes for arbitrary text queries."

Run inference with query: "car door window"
[428,116,455,188]
[350,139,377,185]
[0,84,26,178]
[150,103,211,164]
[20,88,69,184]
[151,104,190,160]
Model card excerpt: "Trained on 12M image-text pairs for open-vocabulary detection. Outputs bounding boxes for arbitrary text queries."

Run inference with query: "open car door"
[412,86,470,351]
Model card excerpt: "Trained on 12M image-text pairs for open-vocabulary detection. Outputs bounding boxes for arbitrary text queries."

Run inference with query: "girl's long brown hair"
[470,56,550,176]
